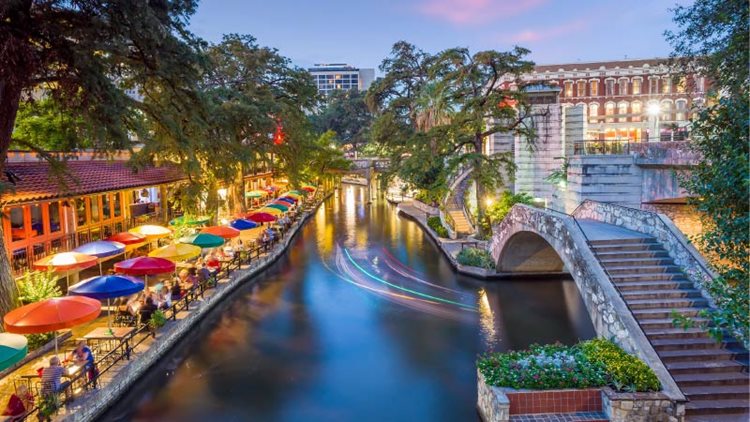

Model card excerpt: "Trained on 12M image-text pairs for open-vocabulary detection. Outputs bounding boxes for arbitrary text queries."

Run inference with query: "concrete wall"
[564,155,642,212]
[514,104,563,205]
[641,167,689,203]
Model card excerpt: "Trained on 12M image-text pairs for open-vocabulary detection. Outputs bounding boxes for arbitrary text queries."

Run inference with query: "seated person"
[126,293,142,317]
[67,340,96,382]
[156,286,172,309]
[197,263,211,285]
[205,254,221,275]
[40,357,69,398]
[186,268,200,290]
[170,282,183,301]
[139,297,158,327]
[1,384,33,421]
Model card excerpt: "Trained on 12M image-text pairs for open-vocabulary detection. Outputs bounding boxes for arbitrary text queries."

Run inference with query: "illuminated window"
[676,77,686,93]
[113,193,122,218]
[577,80,586,97]
[649,77,659,94]
[564,81,573,97]
[49,202,61,233]
[662,77,671,94]
[76,199,87,227]
[90,196,100,222]
[661,101,672,121]
[605,102,615,122]
[618,102,628,122]
[632,78,642,95]
[590,80,599,96]
[605,79,615,96]
[588,103,599,122]
[101,194,111,220]
[618,79,628,96]
[675,99,687,121]
[30,204,44,237]
[631,101,642,122]
[10,207,25,242]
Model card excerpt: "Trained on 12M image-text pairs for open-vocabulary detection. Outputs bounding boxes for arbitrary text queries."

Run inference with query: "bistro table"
[83,326,135,360]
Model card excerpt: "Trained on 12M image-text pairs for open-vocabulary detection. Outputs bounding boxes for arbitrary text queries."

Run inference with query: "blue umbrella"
[276,197,295,205]
[230,219,258,231]
[74,240,126,275]
[69,275,145,327]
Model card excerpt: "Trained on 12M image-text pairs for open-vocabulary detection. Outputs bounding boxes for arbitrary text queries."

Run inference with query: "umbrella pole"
[54,331,59,358]
[99,261,103,276]
[107,298,112,329]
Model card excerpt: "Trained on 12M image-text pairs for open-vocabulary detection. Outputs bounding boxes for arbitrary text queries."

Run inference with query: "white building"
[308,64,375,95]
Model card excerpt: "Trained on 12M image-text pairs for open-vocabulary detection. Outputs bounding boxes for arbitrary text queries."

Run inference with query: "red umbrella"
[114,257,176,276]
[301,186,315,192]
[4,296,102,356]
[107,232,147,245]
[201,226,241,239]
[246,212,277,223]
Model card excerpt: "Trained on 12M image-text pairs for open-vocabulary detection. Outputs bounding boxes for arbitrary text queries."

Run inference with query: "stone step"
[615,280,696,291]
[605,265,681,275]
[610,273,688,282]
[639,317,710,330]
[684,399,750,415]
[658,348,749,363]
[682,385,750,401]
[673,371,749,387]
[666,358,748,374]
[589,237,656,246]
[591,243,663,253]
[626,297,708,310]
[645,327,713,340]
[633,307,705,320]
[621,288,703,301]
[652,337,742,351]
[595,250,670,259]
[598,257,675,267]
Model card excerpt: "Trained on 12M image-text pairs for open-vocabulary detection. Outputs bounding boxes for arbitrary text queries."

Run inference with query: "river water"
[107,185,595,422]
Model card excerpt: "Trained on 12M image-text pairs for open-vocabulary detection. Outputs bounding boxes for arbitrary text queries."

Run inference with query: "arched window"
[618,78,629,96]
[564,81,573,97]
[632,77,642,95]
[605,102,615,122]
[675,99,688,121]
[660,100,673,121]
[618,102,629,122]
[605,79,615,96]
[631,101,642,122]
[577,80,587,97]
[590,80,599,96]
[649,77,659,94]
[588,103,599,122]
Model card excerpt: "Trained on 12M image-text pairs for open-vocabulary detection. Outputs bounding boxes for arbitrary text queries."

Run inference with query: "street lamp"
[647,103,661,142]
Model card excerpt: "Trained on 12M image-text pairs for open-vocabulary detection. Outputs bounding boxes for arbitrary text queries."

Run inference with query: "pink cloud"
[506,19,588,43]
[415,0,547,25]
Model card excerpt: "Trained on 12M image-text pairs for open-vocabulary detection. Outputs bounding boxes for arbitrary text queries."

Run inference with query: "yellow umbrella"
[283,192,301,199]
[258,207,283,216]
[148,243,201,262]
[129,225,172,241]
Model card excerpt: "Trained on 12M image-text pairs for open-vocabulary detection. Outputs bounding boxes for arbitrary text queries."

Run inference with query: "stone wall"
[642,203,703,240]
[489,205,685,407]
[477,370,510,422]
[602,388,685,422]
[572,200,716,310]
[515,103,563,205]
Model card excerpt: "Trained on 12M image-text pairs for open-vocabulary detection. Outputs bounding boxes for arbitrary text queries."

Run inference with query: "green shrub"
[456,247,494,269]
[17,270,62,304]
[149,309,167,330]
[486,191,535,225]
[478,338,661,393]
[427,216,449,238]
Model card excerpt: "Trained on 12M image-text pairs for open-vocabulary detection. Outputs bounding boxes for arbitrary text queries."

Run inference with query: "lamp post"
[647,103,661,142]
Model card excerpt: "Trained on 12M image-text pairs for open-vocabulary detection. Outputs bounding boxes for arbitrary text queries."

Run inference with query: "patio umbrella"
[201,226,241,239]
[179,233,225,249]
[4,296,101,356]
[33,252,98,290]
[276,197,296,205]
[69,275,145,328]
[107,232,147,247]
[301,186,316,192]
[169,215,210,227]
[229,219,258,231]
[115,256,176,287]
[264,186,279,192]
[0,333,28,371]
[272,200,294,208]
[289,190,309,196]
[283,192,301,198]
[73,240,126,275]
[246,212,277,223]
[265,203,289,212]
[128,225,172,241]
[257,207,283,216]
[245,190,266,198]
[148,243,202,262]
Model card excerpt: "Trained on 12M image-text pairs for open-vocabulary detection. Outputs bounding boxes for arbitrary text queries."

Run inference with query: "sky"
[190,0,689,73]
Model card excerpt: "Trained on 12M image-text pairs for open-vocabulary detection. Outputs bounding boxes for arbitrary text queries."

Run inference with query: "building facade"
[505,58,707,142]
[308,64,375,95]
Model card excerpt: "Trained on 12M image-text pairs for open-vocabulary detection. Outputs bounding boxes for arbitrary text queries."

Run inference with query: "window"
[577,80,586,97]
[590,80,598,96]
[113,193,122,218]
[588,103,599,122]
[90,196,100,222]
[101,194,111,220]
[676,77,686,93]
[662,77,671,94]
[564,81,573,97]
[661,101,672,121]
[76,199,87,227]
[649,77,659,94]
[631,101,642,122]
[605,102,615,122]
[30,205,44,237]
[605,79,615,96]
[675,99,688,121]
[9,207,25,242]
[49,202,61,233]
[632,78,642,95]
[618,79,628,96]
[618,102,628,122]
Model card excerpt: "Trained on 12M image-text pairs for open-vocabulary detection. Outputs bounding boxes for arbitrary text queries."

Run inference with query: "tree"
[666,0,749,346]
[310,90,372,156]
[12,97,95,151]
[0,1,205,317]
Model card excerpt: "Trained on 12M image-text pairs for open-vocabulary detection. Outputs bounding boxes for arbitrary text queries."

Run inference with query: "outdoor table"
[83,327,135,360]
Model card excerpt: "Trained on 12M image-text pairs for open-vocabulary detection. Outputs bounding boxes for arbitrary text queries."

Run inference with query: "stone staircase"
[589,236,750,420]
[445,171,474,236]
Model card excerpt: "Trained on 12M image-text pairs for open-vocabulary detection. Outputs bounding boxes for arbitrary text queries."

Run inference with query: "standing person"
[67,341,96,384]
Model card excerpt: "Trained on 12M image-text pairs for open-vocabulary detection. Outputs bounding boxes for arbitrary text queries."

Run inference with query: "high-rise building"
[308,64,375,95]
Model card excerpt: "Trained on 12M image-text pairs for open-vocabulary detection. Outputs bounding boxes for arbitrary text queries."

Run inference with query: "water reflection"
[112,186,595,422]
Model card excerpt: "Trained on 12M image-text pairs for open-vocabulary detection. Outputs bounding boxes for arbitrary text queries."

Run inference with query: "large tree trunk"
[227,167,246,216]
[473,134,488,239]
[0,229,18,325]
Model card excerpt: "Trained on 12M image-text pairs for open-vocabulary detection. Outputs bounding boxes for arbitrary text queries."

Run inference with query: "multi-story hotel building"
[308,64,375,96]
[507,58,707,141]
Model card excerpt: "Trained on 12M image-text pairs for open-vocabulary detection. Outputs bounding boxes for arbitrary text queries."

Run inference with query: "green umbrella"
[179,233,225,249]
[289,190,308,196]
[0,333,28,371]
[169,215,210,227]
[245,190,266,198]
[265,203,289,212]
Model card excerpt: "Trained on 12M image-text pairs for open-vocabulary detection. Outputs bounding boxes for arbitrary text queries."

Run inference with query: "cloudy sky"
[190,0,688,72]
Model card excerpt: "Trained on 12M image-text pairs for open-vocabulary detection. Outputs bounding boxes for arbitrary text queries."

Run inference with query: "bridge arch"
[496,231,565,273]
